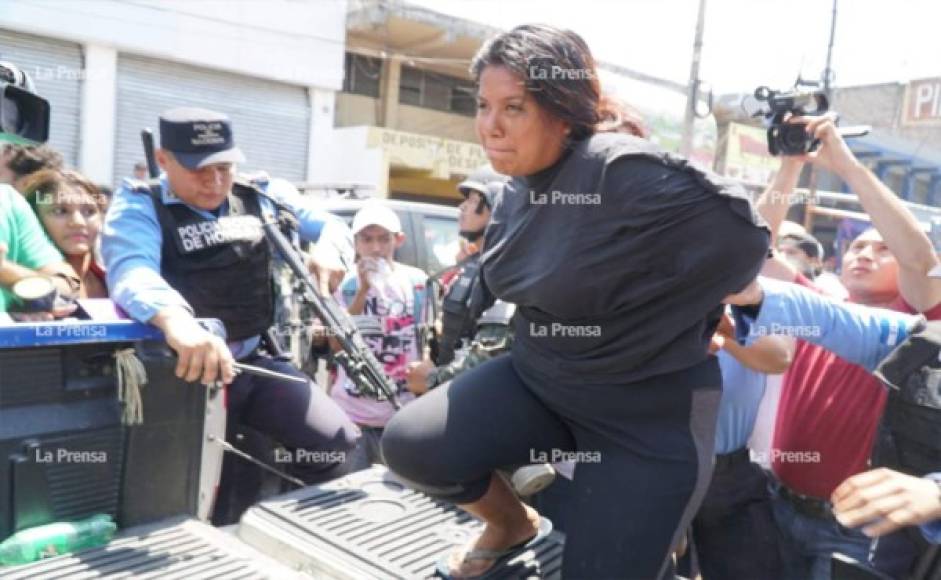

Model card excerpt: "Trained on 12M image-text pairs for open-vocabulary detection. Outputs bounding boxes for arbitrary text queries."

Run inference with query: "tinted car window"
[422,215,460,274]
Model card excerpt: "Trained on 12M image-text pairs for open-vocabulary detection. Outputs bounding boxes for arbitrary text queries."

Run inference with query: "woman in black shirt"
[381,24,769,579]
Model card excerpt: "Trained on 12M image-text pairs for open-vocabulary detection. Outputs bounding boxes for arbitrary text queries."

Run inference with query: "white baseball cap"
[351,202,402,236]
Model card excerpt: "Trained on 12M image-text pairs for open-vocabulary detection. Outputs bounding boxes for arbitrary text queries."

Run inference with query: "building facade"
[1,0,716,205]
[716,79,941,206]
[829,79,941,205]
[0,0,346,186]
[323,0,499,203]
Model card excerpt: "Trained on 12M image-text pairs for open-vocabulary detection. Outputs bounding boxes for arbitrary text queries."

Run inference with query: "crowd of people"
[3,22,941,580]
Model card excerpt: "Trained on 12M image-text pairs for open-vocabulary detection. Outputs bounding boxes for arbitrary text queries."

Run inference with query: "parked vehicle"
[322,198,461,276]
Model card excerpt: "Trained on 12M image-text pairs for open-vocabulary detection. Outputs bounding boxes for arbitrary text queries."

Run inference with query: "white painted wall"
[317,126,387,194]
[78,44,116,184]
[307,87,338,183]
[2,0,348,179]
[2,0,348,90]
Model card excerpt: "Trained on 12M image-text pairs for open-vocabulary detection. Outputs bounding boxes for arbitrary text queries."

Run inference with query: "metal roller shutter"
[114,54,310,185]
[0,28,82,167]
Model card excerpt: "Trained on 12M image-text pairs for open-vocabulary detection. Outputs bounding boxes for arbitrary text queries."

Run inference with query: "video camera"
[752,84,869,156]
[0,61,50,144]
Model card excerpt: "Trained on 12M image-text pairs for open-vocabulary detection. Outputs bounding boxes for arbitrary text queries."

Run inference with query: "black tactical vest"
[437,252,495,365]
[871,321,941,579]
[144,181,274,341]
[873,319,941,477]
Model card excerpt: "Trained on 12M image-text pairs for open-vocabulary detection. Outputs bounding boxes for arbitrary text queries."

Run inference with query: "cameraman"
[754,113,941,580]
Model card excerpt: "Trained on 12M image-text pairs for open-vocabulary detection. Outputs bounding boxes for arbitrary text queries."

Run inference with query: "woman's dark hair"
[1,143,63,180]
[596,97,649,139]
[471,24,622,141]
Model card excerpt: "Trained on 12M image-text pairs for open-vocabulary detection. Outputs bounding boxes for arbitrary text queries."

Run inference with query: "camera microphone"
[836,125,871,139]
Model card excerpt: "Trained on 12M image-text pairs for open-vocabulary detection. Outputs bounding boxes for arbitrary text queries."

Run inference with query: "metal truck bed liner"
[1,516,303,579]
[237,465,564,579]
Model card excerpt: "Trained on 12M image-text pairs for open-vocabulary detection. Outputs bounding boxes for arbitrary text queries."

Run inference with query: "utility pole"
[680,0,707,157]
[822,0,838,97]
[811,0,839,213]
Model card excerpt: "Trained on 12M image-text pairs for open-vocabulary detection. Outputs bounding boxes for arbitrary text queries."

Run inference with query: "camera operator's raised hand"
[790,113,862,178]
[793,113,941,312]
[150,306,235,385]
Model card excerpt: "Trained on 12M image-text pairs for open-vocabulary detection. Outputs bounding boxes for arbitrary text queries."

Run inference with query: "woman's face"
[475,65,571,176]
[37,187,102,257]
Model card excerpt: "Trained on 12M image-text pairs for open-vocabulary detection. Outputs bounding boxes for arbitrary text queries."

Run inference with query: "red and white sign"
[903,78,941,126]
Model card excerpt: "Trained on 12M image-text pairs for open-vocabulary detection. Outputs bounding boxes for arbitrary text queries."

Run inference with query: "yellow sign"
[368,128,488,179]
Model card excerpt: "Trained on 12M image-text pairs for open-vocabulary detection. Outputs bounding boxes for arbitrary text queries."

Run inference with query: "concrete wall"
[313,126,388,196]
[831,83,905,131]
[395,104,477,143]
[336,93,381,128]
[2,0,347,89]
[2,0,347,182]
[78,45,117,184]
[336,91,477,143]
[833,83,941,152]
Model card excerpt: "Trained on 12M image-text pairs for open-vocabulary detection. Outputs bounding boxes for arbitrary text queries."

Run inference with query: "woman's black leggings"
[381,353,721,579]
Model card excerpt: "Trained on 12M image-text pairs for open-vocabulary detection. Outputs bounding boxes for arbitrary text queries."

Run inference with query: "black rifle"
[261,218,401,409]
[141,128,159,178]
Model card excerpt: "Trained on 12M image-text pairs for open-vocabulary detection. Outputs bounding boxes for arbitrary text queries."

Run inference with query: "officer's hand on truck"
[151,306,235,385]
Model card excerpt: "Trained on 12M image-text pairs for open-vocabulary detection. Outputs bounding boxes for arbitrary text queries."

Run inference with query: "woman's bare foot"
[446,503,541,578]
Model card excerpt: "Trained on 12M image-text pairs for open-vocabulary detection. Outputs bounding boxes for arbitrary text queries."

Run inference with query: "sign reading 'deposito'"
[903,77,941,126]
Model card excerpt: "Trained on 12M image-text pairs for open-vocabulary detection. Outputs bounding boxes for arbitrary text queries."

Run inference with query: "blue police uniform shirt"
[101,174,353,358]
[735,277,941,542]
[714,344,767,455]
[724,277,919,458]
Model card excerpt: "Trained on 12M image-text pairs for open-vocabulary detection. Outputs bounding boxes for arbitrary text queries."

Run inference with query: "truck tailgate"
[237,465,564,579]
[1,516,303,579]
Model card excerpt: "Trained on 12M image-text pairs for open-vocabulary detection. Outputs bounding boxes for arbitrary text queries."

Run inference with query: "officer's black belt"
[714,447,751,472]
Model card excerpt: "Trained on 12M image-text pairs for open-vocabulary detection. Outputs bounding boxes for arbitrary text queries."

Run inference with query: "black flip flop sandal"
[434,517,553,579]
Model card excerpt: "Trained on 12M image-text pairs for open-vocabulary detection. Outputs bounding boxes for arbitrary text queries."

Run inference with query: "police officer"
[405,165,556,497]
[832,319,941,578]
[406,165,507,391]
[724,276,941,579]
[101,108,360,518]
